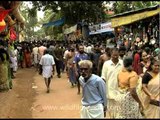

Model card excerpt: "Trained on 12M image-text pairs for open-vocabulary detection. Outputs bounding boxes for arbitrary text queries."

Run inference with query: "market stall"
[110,5,159,44]
[0,1,25,41]
[63,24,78,43]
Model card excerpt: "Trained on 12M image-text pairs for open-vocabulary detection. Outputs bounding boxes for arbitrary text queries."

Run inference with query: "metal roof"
[110,5,159,18]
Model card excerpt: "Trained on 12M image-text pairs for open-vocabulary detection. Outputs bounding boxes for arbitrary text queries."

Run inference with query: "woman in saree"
[138,50,151,77]
[115,56,144,118]
[0,40,10,91]
[141,57,159,118]
[24,47,32,68]
[8,41,16,79]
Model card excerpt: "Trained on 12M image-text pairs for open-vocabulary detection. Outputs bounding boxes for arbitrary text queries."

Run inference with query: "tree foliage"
[30,1,107,39]
[41,9,62,38]
[22,1,159,39]
[113,1,159,14]
[31,1,106,25]
[28,7,38,28]
[21,2,39,39]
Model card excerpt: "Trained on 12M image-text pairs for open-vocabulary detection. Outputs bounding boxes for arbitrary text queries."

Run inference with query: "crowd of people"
[0,34,159,118]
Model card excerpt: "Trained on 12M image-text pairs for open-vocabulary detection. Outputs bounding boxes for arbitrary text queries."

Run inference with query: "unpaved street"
[0,68,82,118]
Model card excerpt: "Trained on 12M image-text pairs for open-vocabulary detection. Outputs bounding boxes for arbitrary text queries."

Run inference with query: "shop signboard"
[89,22,114,35]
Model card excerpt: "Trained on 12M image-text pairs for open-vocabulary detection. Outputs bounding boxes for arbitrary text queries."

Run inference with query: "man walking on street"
[54,43,64,78]
[79,60,107,118]
[101,48,123,118]
[39,49,55,93]
[73,44,89,94]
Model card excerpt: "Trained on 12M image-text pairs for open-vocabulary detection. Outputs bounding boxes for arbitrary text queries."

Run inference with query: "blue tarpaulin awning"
[42,17,65,27]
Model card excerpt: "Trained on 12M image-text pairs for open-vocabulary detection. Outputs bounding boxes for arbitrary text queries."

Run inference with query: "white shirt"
[101,59,123,99]
[39,54,55,78]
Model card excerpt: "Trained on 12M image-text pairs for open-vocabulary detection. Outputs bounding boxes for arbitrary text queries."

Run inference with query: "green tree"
[113,1,159,14]
[113,1,132,14]
[21,2,38,39]
[30,1,108,40]
[40,9,63,39]
[31,1,106,25]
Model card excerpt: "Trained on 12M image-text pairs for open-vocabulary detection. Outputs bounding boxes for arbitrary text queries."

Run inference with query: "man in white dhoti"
[101,48,123,118]
[78,60,107,118]
[39,49,55,93]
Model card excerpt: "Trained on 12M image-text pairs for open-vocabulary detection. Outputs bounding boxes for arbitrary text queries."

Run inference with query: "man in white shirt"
[39,49,55,93]
[101,48,123,118]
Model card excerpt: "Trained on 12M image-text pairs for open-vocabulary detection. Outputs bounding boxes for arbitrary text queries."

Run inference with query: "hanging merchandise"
[4,30,9,40]
[9,27,17,41]
[0,7,12,32]
[0,7,11,21]
[0,19,6,32]
[7,15,16,27]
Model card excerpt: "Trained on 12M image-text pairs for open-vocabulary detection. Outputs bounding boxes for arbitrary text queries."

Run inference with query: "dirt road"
[0,68,82,118]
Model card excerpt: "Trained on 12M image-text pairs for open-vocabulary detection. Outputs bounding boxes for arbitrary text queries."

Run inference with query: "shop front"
[110,5,159,45]
[0,1,25,42]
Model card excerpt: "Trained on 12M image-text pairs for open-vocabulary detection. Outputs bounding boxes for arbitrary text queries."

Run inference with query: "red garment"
[0,19,6,32]
[132,53,141,75]
[0,8,10,32]
[24,50,32,68]
[9,27,17,41]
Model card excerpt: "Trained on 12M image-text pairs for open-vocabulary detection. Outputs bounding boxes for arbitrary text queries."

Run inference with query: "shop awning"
[111,5,160,28]
[42,17,65,27]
